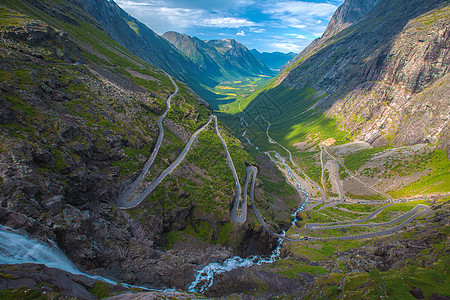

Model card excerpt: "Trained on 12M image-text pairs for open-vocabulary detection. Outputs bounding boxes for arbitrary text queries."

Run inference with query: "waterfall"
[188,234,284,293]
[291,193,309,226]
[0,224,166,291]
[0,224,117,284]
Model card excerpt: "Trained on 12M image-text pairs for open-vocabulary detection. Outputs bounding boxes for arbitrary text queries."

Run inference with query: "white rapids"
[189,235,284,293]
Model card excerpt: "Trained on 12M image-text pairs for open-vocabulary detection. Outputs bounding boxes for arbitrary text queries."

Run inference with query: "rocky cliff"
[253,0,449,155]
[0,0,290,291]
[282,0,380,72]
[320,0,380,40]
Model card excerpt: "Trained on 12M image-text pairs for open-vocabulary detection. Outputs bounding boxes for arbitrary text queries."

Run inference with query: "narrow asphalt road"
[117,71,177,208]
[250,116,432,241]
[117,116,212,209]
[212,115,247,224]
[117,74,433,242]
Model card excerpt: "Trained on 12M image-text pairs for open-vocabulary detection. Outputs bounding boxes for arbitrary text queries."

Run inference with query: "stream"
[0,109,309,295]
[188,234,284,293]
[188,131,311,293]
[274,152,310,225]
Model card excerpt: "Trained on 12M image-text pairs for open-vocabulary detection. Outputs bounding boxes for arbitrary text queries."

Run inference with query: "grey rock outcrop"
[277,0,449,152]
[283,0,380,72]
[0,3,277,292]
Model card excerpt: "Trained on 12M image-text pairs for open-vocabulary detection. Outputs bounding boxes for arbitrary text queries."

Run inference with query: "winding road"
[117,72,177,208]
[247,114,432,241]
[117,72,433,243]
[116,76,250,224]
[117,74,213,209]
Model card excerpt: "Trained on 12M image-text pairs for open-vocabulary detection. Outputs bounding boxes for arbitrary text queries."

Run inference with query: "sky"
[115,0,344,53]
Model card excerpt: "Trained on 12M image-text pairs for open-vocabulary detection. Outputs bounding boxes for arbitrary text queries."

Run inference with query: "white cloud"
[115,0,258,34]
[115,1,206,32]
[237,30,246,36]
[270,42,303,53]
[263,1,337,34]
[250,27,266,33]
[284,33,306,39]
[165,0,256,10]
[203,17,257,28]
[262,33,314,53]
[115,0,152,6]
[116,0,256,10]
[265,1,337,17]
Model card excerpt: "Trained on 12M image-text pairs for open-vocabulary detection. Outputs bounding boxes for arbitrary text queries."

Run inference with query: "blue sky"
[115,0,344,53]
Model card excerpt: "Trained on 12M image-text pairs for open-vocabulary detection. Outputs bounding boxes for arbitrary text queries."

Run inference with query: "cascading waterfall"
[189,234,284,293]
[291,193,309,225]
[0,224,88,277]
[186,121,314,294]
[0,225,163,291]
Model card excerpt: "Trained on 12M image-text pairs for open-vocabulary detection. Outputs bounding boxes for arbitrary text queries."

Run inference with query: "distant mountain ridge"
[162,32,273,79]
[250,49,296,71]
[206,39,273,76]
[161,31,224,78]
[73,0,273,104]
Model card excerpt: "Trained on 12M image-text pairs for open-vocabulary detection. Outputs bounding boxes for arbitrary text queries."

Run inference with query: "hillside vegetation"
[0,0,294,290]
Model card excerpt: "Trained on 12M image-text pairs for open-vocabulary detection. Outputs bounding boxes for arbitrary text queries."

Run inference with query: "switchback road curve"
[118,72,433,243]
[240,112,433,241]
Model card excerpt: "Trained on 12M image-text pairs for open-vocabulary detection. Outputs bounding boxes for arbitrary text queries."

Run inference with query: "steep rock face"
[282,0,383,72]
[326,2,450,150]
[276,0,449,152]
[321,0,380,39]
[0,3,281,291]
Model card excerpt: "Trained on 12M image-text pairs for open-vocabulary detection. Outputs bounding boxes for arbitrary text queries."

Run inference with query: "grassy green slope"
[0,0,300,253]
[0,2,219,238]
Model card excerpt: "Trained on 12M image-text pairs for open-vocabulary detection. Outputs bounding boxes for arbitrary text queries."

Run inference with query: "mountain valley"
[250,49,297,71]
[0,0,449,299]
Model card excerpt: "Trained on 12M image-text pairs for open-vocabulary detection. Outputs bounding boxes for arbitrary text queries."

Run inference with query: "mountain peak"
[282,0,380,72]
[206,39,242,54]
[322,0,380,39]
[162,32,273,93]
